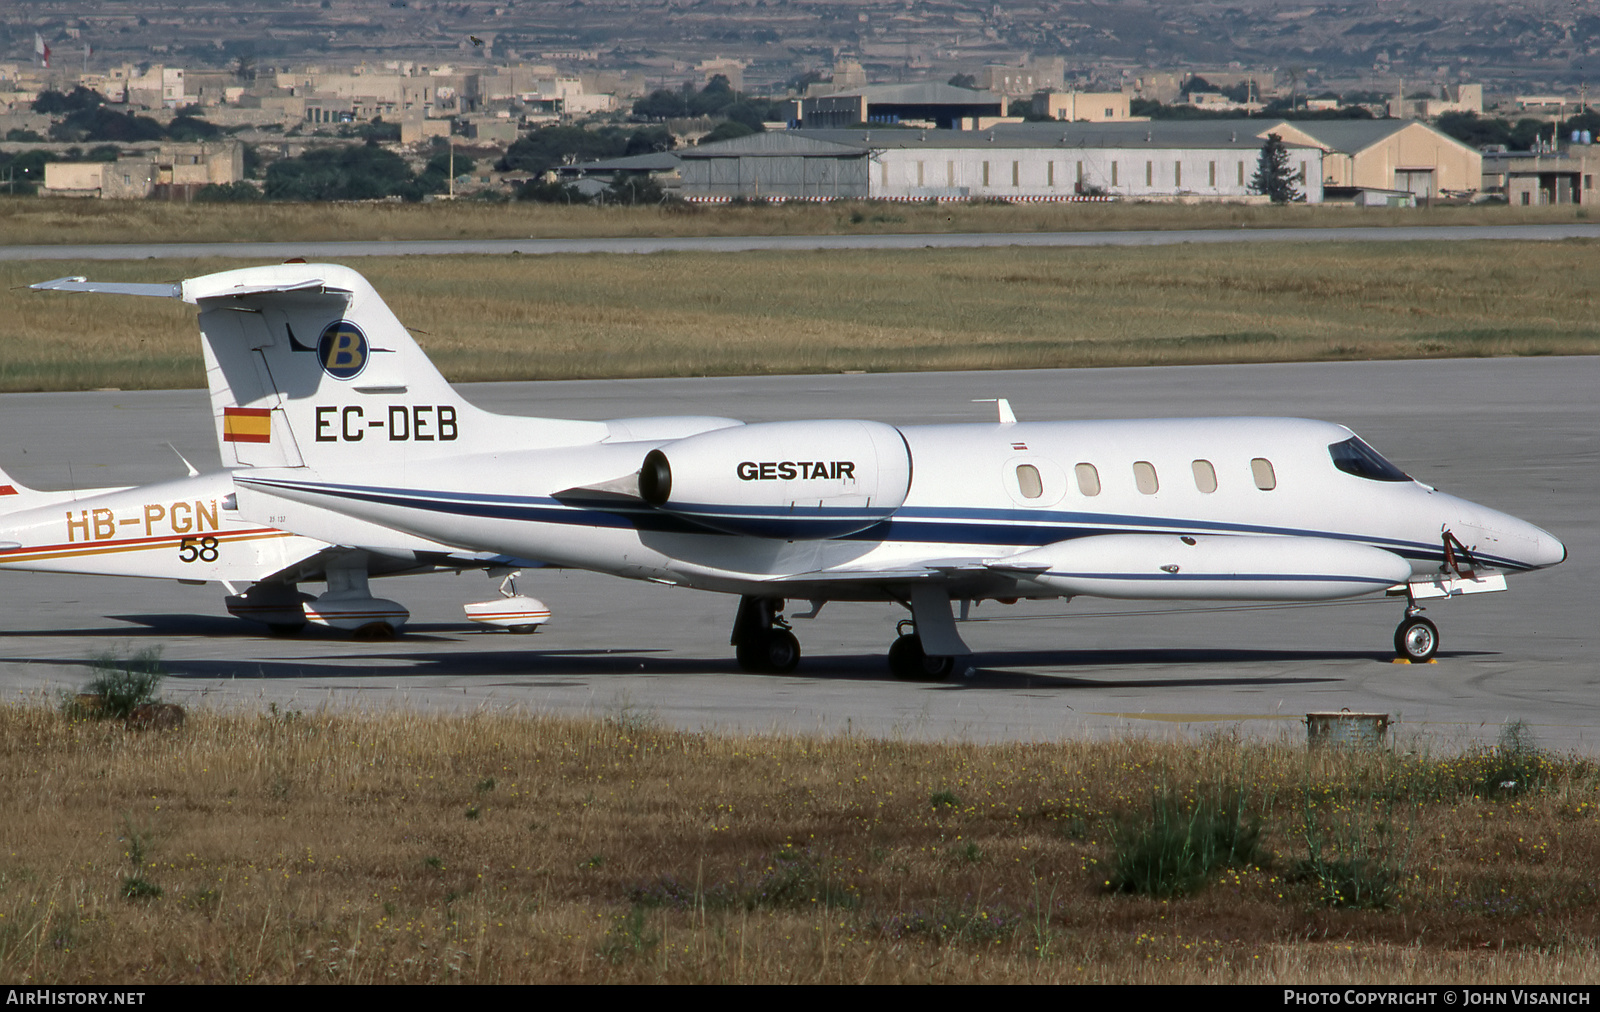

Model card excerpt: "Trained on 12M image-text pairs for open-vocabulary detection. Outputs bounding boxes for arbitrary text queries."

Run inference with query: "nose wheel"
[1394,613,1439,662]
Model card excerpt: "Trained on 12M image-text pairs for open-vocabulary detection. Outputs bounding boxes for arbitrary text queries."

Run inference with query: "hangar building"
[1269,120,1481,199]
[796,82,1005,130]
[673,122,1326,202]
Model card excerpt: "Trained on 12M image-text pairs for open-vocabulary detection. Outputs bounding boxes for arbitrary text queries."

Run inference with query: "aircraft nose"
[1449,502,1565,573]
[1497,516,1566,571]
[1533,528,1567,569]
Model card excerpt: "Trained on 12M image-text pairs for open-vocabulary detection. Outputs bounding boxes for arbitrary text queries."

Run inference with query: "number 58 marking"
[178,536,219,563]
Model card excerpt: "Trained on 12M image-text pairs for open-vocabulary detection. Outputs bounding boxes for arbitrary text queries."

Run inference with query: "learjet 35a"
[32,264,1565,678]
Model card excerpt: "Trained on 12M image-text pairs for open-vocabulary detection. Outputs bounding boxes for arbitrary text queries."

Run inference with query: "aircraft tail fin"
[0,464,44,509]
[0,461,124,513]
[34,265,607,477]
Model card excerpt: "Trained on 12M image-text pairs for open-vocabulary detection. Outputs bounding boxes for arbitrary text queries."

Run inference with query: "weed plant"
[65,648,164,720]
[1108,786,1264,897]
[1292,789,1412,910]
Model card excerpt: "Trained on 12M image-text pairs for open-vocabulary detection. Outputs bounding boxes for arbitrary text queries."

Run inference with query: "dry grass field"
[0,197,1593,247]
[3,239,1597,391]
[1,700,1595,984]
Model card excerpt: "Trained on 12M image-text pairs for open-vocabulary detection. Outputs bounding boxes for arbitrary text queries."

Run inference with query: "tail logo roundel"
[317,321,369,380]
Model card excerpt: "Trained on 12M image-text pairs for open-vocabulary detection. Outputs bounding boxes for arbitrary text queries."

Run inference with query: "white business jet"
[32,264,1565,678]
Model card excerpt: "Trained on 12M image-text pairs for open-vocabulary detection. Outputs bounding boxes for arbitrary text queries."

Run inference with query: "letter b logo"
[317,321,369,380]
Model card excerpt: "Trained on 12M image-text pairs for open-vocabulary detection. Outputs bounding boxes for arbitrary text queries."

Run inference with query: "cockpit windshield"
[1328,437,1411,482]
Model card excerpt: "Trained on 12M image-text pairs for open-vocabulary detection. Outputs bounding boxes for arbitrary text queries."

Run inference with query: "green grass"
[3,239,1598,392]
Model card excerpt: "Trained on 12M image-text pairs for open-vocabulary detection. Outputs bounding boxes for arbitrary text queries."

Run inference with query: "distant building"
[1185,92,1266,115]
[1268,119,1481,198]
[43,141,245,199]
[1390,83,1482,120]
[670,123,1324,202]
[797,83,1004,130]
[1031,91,1135,123]
[981,58,1065,97]
[1483,145,1600,205]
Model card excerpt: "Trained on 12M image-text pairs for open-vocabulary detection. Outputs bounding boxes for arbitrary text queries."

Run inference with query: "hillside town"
[1,0,1597,206]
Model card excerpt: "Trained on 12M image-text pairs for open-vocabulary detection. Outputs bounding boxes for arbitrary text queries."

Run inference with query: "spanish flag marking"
[223,407,272,444]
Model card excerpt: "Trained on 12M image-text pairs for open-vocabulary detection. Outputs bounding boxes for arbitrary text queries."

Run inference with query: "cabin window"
[1133,461,1159,495]
[1016,464,1044,499]
[1328,437,1411,482]
[1251,458,1277,491]
[1192,459,1217,493]
[1075,462,1101,496]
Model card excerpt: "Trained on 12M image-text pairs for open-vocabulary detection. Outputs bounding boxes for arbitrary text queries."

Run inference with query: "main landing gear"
[729,590,971,680]
[888,619,956,682]
[731,596,801,674]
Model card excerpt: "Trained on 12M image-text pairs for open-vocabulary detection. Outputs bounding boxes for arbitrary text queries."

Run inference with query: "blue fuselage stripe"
[237,477,1534,573]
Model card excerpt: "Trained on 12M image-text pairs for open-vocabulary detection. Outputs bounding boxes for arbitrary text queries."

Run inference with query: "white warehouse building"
[674,123,1325,202]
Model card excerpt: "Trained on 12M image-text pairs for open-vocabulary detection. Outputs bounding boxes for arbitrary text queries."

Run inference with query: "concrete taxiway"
[5,222,1600,262]
[0,357,1590,749]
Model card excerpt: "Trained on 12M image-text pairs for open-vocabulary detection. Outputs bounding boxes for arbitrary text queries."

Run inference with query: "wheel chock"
[1390,657,1439,665]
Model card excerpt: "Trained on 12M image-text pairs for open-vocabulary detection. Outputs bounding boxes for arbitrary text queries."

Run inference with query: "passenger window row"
[1015,458,1277,499]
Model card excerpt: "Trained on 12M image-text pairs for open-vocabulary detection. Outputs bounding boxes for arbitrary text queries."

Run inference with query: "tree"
[1250,133,1300,203]
[194,181,264,202]
[604,174,667,205]
[166,115,222,142]
[265,144,426,201]
[32,87,103,115]
[701,119,756,143]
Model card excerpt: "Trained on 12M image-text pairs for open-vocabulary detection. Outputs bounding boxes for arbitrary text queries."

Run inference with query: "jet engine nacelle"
[639,420,912,539]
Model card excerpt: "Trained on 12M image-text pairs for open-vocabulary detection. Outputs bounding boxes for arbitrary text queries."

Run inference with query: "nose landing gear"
[1394,608,1439,662]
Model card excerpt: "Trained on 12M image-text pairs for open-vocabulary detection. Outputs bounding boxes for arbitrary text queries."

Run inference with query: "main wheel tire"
[735,631,801,674]
[762,629,801,674]
[1394,616,1439,661]
[888,634,955,682]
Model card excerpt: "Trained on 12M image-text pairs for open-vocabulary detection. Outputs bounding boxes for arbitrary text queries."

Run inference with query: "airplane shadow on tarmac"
[2,612,1492,689]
